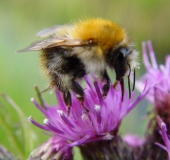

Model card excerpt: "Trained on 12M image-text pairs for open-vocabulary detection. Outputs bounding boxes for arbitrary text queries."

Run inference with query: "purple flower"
[136,40,170,106]
[123,134,145,147]
[136,41,170,127]
[28,137,72,160]
[156,116,170,160]
[29,76,149,159]
[135,41,170,160]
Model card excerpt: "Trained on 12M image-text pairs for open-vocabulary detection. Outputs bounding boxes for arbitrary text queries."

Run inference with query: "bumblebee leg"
[69,69,86,99]
[52,74,71,115]
[69,69,88,112]
[70,79,84,101]
[102,70,111,98]
[113,80,118,89]
[70,79,89,112]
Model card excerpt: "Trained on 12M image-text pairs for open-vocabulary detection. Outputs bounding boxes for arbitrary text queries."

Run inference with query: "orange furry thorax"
[70,18,127,51]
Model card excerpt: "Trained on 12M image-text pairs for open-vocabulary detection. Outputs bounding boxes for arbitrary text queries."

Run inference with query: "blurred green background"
[0,0,170,159]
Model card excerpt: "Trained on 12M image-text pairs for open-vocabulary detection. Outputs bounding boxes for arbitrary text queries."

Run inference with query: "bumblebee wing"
[36,25,62,37]
[17,38,86,52]
[36,25,73,37]
[17,38,64,52]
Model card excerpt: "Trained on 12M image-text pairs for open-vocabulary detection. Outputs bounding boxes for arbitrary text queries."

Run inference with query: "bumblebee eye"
[116,47,130,62]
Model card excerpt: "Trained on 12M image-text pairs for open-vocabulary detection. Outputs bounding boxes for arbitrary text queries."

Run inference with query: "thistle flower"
[136,40,170,105]
[156,116,170,160]
[135,41,170,159]
[136,41,170,127]
[28,137,72,160]
[28,76,149,159]
[123,134,145,147]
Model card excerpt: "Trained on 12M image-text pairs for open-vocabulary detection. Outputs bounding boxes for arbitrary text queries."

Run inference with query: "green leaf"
[0,93,38,159]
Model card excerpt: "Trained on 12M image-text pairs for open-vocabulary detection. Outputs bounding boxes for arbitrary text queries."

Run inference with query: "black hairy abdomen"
[43,47,85,75]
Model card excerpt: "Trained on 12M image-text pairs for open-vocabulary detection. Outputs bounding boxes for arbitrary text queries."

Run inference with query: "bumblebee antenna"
[128,64,131,99]
[120,78,124,101]
[132,68,136,91]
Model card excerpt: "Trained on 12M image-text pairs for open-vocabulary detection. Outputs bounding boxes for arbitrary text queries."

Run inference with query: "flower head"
[123,134,145,147]
[29,76,148,159]
[136,40,170,105]
[28,136,72,160]
[156,117,170,160]
[136,41,170,126]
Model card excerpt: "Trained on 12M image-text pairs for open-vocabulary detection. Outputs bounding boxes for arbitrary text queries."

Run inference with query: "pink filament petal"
[147,40,158,69]
[142,42,151,69]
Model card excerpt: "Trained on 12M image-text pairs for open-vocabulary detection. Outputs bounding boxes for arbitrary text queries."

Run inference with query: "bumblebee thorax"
[70,18,127,51]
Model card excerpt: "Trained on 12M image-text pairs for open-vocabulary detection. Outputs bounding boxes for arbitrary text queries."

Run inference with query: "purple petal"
[147,40,158,69]
[44,119,64,134]
[28,116,49,131]
[57,110,75,128]
[94,81,104,105]
[142,42,151,69]
[31,98,46,114]
[68,133,92,146]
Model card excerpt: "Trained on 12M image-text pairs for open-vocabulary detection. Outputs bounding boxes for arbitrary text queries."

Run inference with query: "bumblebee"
[18,18,139,113]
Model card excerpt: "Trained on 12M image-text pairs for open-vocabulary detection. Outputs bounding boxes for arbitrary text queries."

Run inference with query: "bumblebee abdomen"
[39,47,85,77]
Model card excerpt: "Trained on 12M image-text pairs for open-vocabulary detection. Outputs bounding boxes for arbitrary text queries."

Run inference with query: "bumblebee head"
[106,46,135,81]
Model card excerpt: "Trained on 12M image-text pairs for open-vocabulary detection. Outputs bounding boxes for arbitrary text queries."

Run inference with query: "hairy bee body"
[18,18,139,114]
[40,47,85,83]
